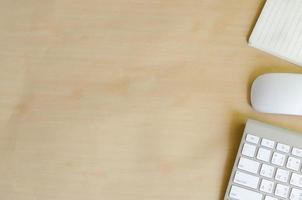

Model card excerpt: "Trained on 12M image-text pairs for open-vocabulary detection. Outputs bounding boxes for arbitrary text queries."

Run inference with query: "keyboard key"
[233,171,259,189]
[272,152,286,166]
[261,138,275,148]
[264,196,277,200]
[275,183,289,198]
[290,188,302,200]
[293,147,302,157]
[246,134,259,144]
[242,143,257,157]
[276,143,290,153]
[275,168,290,183]
[229,185,262,200]
[290,173,302,188]
[238,157,260,174]
[260,164,275,178]
[287,156,301,171]
[257,148,272,162]
[260,179,274,193]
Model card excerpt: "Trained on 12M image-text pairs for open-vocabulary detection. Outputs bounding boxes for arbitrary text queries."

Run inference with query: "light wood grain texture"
[1,0,302,199]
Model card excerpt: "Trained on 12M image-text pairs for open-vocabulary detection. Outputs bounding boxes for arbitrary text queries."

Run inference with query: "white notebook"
[249,0,302,67]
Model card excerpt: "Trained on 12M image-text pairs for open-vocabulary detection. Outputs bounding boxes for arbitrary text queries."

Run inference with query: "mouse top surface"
[251,73,302,116]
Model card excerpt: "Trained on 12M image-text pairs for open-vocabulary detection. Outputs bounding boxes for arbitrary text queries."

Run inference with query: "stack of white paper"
[249,0,302,67]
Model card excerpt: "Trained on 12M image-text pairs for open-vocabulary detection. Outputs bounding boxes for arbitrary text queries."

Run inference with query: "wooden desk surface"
[1,0,302,199]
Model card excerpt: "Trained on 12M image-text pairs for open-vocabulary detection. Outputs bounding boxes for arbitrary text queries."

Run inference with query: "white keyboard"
[225,119,302,200]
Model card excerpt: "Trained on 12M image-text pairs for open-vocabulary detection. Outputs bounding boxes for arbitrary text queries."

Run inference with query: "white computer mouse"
[251,73,302,116]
